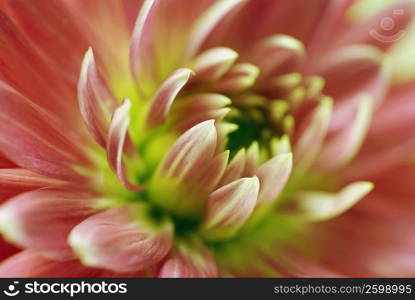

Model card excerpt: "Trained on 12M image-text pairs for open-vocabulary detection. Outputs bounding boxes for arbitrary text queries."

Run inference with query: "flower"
[0,0,414,277]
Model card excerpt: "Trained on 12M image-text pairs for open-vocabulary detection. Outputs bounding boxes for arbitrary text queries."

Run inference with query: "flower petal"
[69,204,173,273]
[192,47,238,81]
[294,97,333,170]
[0,169,64,202]
[186,0,246,58]
[0,250,150,278]
[214,63,259,93]
[0,82,91,182]
[0,189,98,260]
[130,0,157,81]
[255,153,293,205]
[248,34,305,79]
[219,149,246,186]
[147,68,193,127]
[78,48,116,147]
[202,176,259,241]
[107,99,143,191]
[149,120,218,216]
[187,151,229,195]
[159,238,218,278]
[157,120,217,179]
[295,182,374,221]
[317,95,374,171]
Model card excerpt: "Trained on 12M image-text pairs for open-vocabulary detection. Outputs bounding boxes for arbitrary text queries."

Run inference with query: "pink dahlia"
[0,0,414,277]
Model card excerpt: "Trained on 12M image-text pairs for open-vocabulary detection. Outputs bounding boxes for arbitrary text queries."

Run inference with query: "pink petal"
[311,45,388,112]
[185,0,246,58]
[68,204,173,273]
[219,149,246,186]
[317,95,374,171]
[248,35,305,79]
[78,48,117,147]
[0,11,79,121]
[159,238,218,278]
[0,82,91,182]
[187,151,229,195]
[0,189,98,260]
[177,108,230,133]
[202,176,259,241]
[130,0,158,81]
[147,68,193,127]
[107,99,143,191]
[192,47,238,81]
[172,93,231,118]
[0,250,149,278]
[294,97,332,170]
[0,168,64,202]
[214,63,259,93]
[243,142,260,176]
[157,120,217,179]
[255,153,292,205]
[344,80,415,179]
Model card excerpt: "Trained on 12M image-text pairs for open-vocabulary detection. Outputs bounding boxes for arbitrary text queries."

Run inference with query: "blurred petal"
[0,169,63,202]
[0,189,98,260]
[0,82,90,182]
[69,204,173,273]
[159,238,218,277]
[0,250,148,278]
[294,182,374,221]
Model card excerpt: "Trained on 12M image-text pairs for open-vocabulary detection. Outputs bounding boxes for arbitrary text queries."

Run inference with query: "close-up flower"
[0,0,414,278]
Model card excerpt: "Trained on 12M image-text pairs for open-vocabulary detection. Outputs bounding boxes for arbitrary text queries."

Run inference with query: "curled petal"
[202,176,259,241]
[130,0,157,80]
[147,68,193,127]
[159,238,218,278]
[0,189,98,260]
[255,153,293,205]
[78,48,116,147]
[294,182,374,221]
[68,204,173,273]
[107,99,142,191]
[193,47,238,81]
